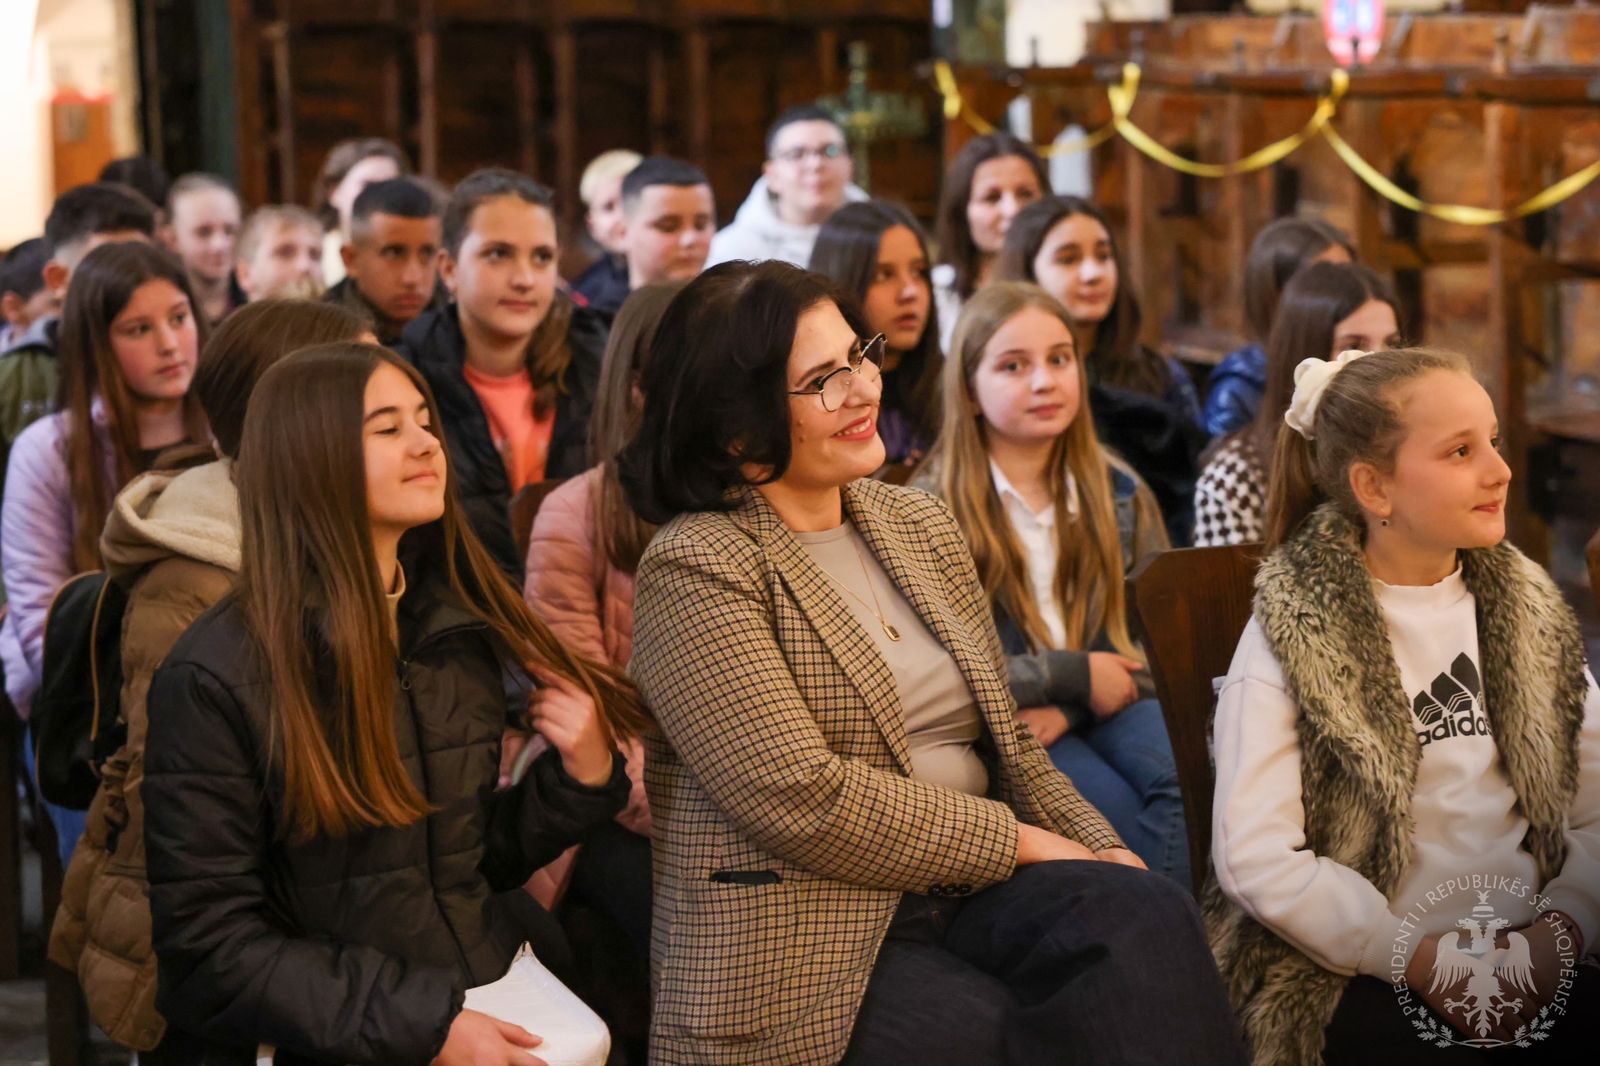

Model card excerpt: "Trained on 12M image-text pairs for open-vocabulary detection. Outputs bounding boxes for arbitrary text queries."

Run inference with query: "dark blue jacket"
[397,302,607,581]
[1200,343,1267,439]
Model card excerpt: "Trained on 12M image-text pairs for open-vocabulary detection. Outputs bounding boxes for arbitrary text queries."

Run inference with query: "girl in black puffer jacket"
[143,342,651,1066]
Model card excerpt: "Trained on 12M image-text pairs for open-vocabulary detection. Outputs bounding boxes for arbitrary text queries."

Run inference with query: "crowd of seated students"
[0,105,1594,1066]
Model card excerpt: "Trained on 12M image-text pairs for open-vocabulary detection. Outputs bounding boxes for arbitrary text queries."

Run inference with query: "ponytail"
[1262,422,1322,550]
[1261,347,1472,550]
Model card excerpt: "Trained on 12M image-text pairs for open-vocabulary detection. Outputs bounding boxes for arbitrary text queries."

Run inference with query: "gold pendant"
[883,622,901,642]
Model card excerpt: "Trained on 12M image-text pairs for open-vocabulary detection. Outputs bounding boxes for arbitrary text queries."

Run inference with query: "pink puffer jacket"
[524,466,636,668]
[521,466,649,907]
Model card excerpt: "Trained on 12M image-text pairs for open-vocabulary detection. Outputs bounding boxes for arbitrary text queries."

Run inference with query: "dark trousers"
[569,820,653,956]
[839,860,1248,1066]
[1323,967,1600,1064]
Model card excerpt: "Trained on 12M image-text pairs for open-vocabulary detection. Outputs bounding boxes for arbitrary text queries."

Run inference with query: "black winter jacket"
[142,563,628,1066]
[398,301,607,580]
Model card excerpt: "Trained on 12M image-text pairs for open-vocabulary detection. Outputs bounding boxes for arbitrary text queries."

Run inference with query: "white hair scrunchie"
[1283,349,1370,440]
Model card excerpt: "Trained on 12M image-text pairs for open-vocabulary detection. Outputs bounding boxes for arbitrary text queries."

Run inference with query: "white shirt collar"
[988,458,1078,521]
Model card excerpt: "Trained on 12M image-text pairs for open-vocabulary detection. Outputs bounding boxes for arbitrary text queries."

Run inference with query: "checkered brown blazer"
[629,478,1121,1064]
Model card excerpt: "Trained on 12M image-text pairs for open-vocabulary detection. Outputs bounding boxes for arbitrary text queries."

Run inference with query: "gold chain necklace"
[820,537,901,642]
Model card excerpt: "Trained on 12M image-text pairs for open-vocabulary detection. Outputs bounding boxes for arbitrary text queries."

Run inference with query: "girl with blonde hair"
[914,281,1188,884]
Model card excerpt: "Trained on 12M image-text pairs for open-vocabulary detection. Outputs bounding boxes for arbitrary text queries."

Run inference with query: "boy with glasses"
[707,105,866,269]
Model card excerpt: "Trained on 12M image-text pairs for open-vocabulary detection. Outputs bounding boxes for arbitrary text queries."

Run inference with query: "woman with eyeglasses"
[617,260,1246,1065]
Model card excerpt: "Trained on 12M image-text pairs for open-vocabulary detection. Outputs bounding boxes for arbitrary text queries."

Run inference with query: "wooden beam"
[264,20,297,203]
[648,36,671,155]
[817,27,840,94]
[515,36,539,179]
[1121,113,1154,348]
[228,0,267,206]
[416,2,439,178]
[552,27,579,225]
[686,26,711,167]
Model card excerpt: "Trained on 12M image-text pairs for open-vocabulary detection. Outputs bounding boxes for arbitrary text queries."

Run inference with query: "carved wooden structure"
[220,1,939,242]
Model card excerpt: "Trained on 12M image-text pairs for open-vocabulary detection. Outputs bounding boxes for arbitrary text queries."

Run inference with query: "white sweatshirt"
[705,177,868,270]
[1212,567,1600,978]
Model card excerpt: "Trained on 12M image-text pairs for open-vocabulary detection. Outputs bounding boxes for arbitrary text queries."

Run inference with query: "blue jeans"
[22,725,87,871]
[1045,698,1190,886]
[840,861,1247,1065]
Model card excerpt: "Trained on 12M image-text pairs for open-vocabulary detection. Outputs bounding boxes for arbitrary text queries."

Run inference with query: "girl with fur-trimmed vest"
[1209,346,1600,1064]
[914,283,1188,886]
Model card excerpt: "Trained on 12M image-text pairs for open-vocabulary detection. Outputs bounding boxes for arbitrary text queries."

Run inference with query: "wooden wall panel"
[435,27,543,183]
[282,28,413,205]
[217,1,937,244]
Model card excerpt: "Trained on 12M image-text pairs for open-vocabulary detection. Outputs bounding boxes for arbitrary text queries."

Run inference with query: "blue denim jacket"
[990,464,1161,725]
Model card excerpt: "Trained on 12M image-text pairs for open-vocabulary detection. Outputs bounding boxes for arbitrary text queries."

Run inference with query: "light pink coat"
[521,466,649,906]
[524,466,637,668]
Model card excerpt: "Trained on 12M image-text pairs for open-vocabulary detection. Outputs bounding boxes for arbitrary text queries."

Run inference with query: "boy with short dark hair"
[324,177,441,346]
[0,239,57,353]
[617,157,716,301]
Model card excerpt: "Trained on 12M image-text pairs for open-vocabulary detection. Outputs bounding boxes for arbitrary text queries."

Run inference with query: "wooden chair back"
[1125,543,1262,894]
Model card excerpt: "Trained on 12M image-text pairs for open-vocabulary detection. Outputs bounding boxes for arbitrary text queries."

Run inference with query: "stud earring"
[1380,517,1390,527]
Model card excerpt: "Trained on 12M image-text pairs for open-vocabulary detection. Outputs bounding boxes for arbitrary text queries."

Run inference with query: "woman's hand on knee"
[1094,847,1146,870]
[432,1008,547,1066]
[1016,822,1099,865]
[1017,706,1070,747]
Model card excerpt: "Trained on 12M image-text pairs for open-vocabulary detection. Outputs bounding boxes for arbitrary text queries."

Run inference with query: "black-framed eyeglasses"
[787,334,886,412]
[772,143,847,164]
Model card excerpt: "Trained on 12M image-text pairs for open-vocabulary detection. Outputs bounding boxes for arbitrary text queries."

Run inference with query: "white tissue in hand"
[463,943,610,1066]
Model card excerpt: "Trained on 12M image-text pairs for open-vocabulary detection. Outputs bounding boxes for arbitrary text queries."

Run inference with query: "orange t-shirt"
[462,363,556,491]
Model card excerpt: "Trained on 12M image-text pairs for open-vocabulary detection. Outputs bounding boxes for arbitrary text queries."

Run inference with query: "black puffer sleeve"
[479,745,628,891]
[144,659,464,1065]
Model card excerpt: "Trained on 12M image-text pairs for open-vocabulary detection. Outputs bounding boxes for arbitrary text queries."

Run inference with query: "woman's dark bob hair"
[619,260,865,524]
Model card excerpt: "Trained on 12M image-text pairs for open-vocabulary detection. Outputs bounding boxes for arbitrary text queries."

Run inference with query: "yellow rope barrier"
[1042,123,1117,157]
[1106,63,1344,178]
[1321,120,1600,226]
[934,59,1116,155]
[930,60,1600,225]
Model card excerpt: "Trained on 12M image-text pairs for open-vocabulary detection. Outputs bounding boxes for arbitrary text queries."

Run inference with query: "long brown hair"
[1225,262,1399,477]
[924,283,1151,655]
[235,343,649,842]
[58,241,210,570]
[194,298,370,458]
[997,196,1168,398]
[1263,347,1470,550]
[443,168,575,419]
[935,134,1050,300]
[589,282,682,572]
[809,200,944,449]
[1243,217,1355,342]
